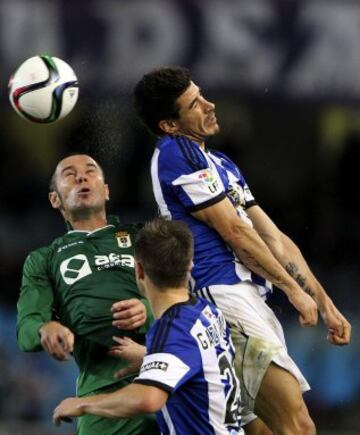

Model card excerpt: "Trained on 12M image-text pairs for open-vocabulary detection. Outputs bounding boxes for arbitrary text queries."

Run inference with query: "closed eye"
[63,170,76,177]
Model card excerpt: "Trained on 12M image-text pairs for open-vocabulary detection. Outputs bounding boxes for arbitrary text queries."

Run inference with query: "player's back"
[135,295,243,434]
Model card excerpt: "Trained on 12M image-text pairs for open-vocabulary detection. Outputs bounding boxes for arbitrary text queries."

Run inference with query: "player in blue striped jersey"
[133,67,351,435]
[53,219,244,435]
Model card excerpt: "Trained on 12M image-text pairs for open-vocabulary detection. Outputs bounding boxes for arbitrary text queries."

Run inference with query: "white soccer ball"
[8,55,79,123]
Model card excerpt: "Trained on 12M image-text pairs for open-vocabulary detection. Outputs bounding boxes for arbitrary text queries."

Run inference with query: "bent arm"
[247,205,351,344]
[247,206,326,305]
[17,250,55,351]
[17,250,75,358]
[192,198,318,326]
[193,198,303,298]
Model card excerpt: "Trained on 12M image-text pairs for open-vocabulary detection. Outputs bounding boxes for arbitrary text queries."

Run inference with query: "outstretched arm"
[53,384,167,425]
[192,198,318,327]
[247,205,351,345]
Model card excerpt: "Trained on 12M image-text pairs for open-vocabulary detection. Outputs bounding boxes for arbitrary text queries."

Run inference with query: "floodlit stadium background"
[0,1,359,434]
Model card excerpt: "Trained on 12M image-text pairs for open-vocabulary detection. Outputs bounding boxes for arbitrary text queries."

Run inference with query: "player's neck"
[176,133,205,150]
[67,210,108,231]
[148,286,190,319]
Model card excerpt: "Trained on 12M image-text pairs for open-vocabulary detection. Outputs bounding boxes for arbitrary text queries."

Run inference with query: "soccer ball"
[8,55,79,123]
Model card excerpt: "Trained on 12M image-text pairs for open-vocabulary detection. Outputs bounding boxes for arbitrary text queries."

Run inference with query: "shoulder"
[155,135,208,173]
[115,221,143,234]
[147,298,203,354]
[23,244,53,274]
[23,232,72,268]
[209,149,240,171]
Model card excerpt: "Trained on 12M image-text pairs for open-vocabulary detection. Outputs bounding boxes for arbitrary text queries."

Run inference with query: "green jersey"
[17,216,153,396]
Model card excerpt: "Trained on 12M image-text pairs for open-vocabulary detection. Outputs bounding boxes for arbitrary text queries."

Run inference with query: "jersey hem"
[244,200,257,209]
[187,192,226,212]
[133,379,173,394]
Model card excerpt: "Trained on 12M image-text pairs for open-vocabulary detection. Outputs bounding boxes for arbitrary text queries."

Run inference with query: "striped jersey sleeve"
[155,135,226,212]
[134,311,200,394]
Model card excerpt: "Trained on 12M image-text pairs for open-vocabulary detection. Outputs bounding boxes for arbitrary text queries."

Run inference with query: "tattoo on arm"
[285,262,316,298]
[238,250,287,288]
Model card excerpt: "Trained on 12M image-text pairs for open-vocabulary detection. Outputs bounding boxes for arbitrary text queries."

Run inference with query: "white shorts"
[196,282,310,427]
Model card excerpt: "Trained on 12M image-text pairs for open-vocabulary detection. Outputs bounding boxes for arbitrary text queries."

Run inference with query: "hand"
[53,397,85,426]
[109,336,146,379]
[39,321,74,361]
[111,299,147,330]
[288,290,318,327]
[320,302,351,346]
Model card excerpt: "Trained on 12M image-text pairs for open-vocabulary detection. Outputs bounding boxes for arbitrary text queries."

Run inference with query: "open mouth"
[208,113,217,125]
[77,187,91,195]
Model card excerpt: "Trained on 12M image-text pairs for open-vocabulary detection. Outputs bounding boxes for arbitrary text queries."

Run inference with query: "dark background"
[0,1,359,433]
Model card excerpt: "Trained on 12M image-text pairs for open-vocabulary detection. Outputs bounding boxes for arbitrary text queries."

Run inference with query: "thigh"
[255,363,310,428]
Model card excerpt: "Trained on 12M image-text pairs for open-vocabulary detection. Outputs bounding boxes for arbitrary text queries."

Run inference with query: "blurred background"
[0,0,359,434]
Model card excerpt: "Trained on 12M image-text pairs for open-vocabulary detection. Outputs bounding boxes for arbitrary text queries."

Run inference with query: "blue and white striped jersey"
[134,295,243,435]
[151,134,272,295]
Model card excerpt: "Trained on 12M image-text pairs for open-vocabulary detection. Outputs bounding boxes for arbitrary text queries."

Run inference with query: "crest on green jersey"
[116,231,132,248]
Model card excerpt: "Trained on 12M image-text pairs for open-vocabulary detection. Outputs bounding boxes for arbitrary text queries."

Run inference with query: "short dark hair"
[49,152,105,192]
[135,218,193,289]
[134,66,191,135]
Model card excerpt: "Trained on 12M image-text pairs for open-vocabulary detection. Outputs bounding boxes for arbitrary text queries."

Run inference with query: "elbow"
[219,219,252,249]
[137,396,163,414]
[16,328,42,352]
[136,387,168,414]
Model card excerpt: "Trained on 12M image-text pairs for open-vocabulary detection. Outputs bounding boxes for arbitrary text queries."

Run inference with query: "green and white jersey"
[17,216,153,396]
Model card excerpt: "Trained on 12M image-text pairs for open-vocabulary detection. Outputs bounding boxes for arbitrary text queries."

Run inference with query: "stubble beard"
[59,193,105,223]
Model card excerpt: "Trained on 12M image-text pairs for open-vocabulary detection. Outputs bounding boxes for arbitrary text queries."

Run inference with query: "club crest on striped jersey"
[116,231,132,248]
[198,170,219,193]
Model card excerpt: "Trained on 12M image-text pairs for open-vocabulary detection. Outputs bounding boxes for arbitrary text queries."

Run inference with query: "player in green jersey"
[16,154,160,435]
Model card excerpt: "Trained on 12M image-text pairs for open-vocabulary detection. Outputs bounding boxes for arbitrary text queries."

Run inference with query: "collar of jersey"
[66,214,120,234]
[156,134,209,153]
[161,293,197,318]
[156,134,197,148]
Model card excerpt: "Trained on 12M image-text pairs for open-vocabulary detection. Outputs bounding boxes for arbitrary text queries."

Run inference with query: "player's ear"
[135,260,145,281]
[135,260,147,296]
[49,191,61,209]
[158,119,178,135]
[104,183,110,201]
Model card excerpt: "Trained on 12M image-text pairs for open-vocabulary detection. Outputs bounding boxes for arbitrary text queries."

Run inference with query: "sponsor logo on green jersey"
[60,254,92,285]
[60,253,135,284]
[95,253,135,270]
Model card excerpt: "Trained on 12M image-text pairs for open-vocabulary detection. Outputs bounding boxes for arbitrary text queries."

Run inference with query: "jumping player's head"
[134,66,219,144]
[48,154,109,221]
[134,218,193,294]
